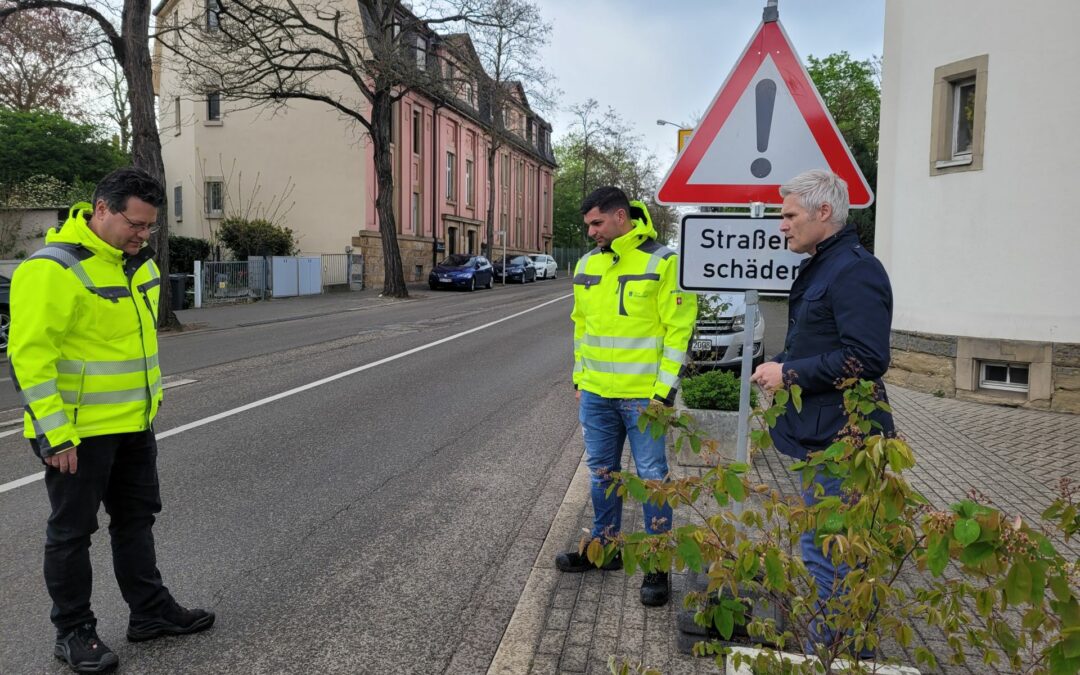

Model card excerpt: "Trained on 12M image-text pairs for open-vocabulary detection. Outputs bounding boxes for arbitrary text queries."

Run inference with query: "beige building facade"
[877,0,1080,412]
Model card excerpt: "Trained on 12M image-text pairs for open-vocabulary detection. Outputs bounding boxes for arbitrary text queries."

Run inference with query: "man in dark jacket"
[751,169,893,654]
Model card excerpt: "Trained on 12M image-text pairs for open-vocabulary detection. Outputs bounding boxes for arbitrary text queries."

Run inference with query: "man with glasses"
[9,167,214,673]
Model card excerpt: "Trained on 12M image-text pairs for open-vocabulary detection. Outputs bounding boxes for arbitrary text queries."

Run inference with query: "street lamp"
[656,119,685,129]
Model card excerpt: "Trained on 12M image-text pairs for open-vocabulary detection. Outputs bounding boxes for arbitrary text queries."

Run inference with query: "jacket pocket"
[618,275,660,316]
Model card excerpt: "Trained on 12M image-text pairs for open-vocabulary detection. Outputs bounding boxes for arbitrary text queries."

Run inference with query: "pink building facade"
[355,37,556,286]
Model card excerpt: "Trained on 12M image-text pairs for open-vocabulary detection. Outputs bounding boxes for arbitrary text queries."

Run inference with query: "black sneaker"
[54,622,119,673]
[555,550,622,573]
[640,571,670,606]
[127,600,215,642]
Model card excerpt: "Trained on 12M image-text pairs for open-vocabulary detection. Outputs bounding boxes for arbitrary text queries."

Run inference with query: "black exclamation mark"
[751,79,776,178]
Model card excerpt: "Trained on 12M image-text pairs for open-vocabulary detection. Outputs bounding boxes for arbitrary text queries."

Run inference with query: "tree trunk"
[371,89,408,298]
[120,0,179,329]
[485,144,497,259]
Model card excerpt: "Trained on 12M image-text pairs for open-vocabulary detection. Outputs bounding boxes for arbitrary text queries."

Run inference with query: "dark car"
[0,273,9,351]
[492,255,537,283]
[428,254,493,291]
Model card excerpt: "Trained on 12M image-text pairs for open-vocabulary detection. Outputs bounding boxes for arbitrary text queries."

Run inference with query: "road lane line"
[0,427,23,439]
[0,293,572,496]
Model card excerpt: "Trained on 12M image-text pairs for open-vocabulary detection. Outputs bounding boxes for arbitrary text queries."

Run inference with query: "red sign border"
[656,21,873,207]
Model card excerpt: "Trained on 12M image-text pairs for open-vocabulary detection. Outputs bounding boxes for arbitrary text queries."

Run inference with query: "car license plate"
[692,339,712,352]
[439,277,451,283]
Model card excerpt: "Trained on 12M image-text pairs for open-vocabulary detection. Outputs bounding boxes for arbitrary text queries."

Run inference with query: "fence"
[195,259,268,307]
[553,246,591,275]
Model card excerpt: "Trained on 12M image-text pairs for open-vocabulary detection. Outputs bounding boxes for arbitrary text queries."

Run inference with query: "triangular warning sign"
[657,20,873,207]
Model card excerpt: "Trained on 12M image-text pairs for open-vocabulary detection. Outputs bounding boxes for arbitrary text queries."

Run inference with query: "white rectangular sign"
[678,214,808,294]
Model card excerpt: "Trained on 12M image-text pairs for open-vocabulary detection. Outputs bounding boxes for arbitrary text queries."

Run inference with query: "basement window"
[979,361,1029,392]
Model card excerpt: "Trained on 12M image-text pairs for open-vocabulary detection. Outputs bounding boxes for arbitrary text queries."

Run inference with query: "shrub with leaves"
[681,369,757,411]
[168,235,211,274]
[590,377,1080,674]
[217,217,297,258]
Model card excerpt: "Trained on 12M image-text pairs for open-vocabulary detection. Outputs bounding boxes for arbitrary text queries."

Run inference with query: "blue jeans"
[579,391,672,540]
[800,469,858,650]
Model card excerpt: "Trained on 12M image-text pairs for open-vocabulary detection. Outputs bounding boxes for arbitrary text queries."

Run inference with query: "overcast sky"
[537,0,885,172]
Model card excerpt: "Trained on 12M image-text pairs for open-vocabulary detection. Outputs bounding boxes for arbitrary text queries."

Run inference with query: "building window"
[206,92,221,121]
[173,185,183,222]
[445,151,456,201]
[206,0,220,30]
[501,155,510,187]
[930,54,988,175]
[465,159,474,207]
[412,109,421,154]
[414,264,423,281]
[465,83,475,107]
[173,96,181,135]
[204,180,223,217]
[415,36,426,70]
[979,361,1029,393]
[411,192,420,233]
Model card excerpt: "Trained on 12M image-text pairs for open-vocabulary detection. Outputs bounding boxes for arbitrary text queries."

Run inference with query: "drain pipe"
[432,101,444,268]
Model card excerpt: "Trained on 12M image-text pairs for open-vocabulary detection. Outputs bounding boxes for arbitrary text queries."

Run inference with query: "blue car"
[428,254,494,291]
[492,255,537,283]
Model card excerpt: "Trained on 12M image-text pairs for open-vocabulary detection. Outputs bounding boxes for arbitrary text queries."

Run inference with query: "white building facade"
[877,0,1080,412]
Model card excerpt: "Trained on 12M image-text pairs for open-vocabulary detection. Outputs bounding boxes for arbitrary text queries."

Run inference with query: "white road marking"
[0,294,572,495]
[0,427,23,439]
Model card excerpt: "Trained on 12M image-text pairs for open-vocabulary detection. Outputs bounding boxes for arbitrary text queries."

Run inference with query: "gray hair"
[780,169,849,227]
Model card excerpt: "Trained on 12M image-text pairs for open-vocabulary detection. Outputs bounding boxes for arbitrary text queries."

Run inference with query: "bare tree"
[450,0,554,259]
[163,0,496,298]
[86,56,131,153]
[0,3,95,115]
[0,0,178,329]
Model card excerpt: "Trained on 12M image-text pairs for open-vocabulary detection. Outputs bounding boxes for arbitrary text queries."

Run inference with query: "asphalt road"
[0,279,789,674]
[0,279,584,674]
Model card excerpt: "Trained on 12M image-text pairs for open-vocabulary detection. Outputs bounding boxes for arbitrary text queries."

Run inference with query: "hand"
[575,389,581,401]
[751,362,784,392]
[45,446,78,474]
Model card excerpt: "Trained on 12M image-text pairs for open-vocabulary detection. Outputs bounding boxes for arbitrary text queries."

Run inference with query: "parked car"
[428,254,494,291]
[492,255,537,283]
[530,254,558,280]
[0,273,8,351]
[689,292,766,370]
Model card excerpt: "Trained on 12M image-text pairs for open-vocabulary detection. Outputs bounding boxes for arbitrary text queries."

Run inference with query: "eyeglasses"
[116,210,160,235]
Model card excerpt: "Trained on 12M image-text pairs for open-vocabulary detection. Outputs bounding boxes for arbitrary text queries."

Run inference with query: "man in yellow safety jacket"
[555,186,698,607]
[9,168,214,673]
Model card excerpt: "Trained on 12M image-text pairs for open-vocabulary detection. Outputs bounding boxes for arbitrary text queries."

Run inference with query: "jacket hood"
[46,202,125,264]
[611,200,658,255]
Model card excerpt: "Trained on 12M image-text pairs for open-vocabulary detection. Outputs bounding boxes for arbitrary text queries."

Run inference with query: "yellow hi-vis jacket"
[8,203,164,456]
[571,202,698,404]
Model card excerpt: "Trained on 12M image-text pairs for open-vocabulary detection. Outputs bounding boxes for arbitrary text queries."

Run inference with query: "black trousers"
[33,430,171,633]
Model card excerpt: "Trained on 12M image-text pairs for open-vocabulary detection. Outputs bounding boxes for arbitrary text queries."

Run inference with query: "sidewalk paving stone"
[508,385,1079,674]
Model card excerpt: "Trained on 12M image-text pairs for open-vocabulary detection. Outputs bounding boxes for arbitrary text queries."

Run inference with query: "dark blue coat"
[770,224,894,459]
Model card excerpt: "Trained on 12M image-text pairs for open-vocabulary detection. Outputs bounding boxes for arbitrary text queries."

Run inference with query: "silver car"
[689,292,766,370]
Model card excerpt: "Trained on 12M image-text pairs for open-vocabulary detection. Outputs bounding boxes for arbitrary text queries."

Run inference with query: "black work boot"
[640,571,670,606]
[127,599,215,642]
[555,550,622,573]
[54,622,119,673]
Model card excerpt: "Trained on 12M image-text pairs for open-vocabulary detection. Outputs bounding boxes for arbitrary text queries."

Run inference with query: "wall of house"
[877,0,1080,411]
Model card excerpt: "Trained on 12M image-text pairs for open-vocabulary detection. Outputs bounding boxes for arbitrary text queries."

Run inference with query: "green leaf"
[690,435,702,455]
[1005,561,1033,606]
[637,415,648,433]
[764,549,784,590]
[712,484,730,507]
[976,589,995,617]
[714,606,735,640]
[821,512,844,534]
[791,385,803,413]
[954,518,981,546]
[1030,561,1046,604]
[960,542,996,567]
[1049,642,1080,675]
[823,442,846,460]
[927,533,949,576]
[729,462,750,474]
[993,620,1020,656]
[724,471,746,502]
[677,537,703,572]
[1050,574,1072,603]
[622,542,639,576]
[1064,630,1080,660]
[625,476,648,503]
[773,389,789,407]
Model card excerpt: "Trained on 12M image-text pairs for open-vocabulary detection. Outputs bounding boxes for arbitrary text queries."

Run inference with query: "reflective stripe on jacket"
[8,203,163,455]
[571,202,698,404]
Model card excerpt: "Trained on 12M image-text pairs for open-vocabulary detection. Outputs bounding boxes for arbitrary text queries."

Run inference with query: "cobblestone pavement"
[496,385,1080,674]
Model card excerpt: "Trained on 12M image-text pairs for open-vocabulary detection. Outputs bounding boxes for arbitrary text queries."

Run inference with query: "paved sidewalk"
[169,282,432,332]
[491,387,1080,674]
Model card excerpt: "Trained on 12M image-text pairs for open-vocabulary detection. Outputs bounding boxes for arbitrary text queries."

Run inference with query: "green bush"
[217,217,297,258]
[681,369,757,411]
[168,235,211,274]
